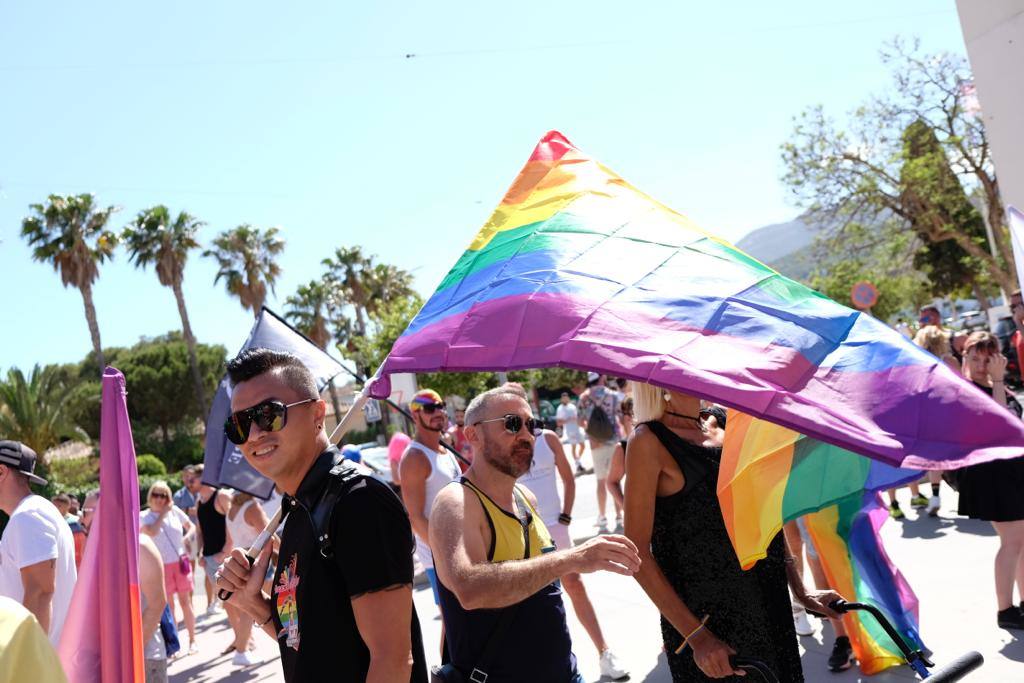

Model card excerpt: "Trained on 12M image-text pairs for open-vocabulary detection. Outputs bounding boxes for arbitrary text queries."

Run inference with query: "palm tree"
[21,194,119,370]
[366,262,416,317]
[285,280,343,419]
[123,206,209,417]
[323,246,372,341]
[0,365,88,456]
[203,225,285,316]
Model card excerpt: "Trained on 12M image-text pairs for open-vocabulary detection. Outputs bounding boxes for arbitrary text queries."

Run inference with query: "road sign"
[851,281,879,310]
[363,399,382,423]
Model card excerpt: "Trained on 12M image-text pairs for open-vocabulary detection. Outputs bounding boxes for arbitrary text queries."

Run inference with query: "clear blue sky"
[0,1,968,372]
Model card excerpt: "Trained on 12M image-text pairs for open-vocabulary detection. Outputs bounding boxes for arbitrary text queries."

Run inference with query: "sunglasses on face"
[150,492,169,500]
[473,414,542,435]
[418,402,446,414]
[224,398,315,445]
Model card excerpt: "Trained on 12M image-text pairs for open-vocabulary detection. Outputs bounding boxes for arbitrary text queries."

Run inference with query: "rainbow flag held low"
[805,494,925,675]
[369,130,1024,471]
[719,410,920,568]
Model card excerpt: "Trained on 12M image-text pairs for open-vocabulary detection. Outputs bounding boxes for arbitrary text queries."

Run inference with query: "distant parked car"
[953,310,988,332]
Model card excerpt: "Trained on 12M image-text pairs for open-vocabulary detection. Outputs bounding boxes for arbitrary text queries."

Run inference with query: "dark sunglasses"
[418,402,447,415]
[150,492,169,500]
[473,414,542,435]
[224,398,315,445]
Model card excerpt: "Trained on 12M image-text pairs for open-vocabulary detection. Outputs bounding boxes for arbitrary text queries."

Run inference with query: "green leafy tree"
[0,365,89,457]
[123,206,209,416]
[117,334,226,453]
[323,246,374,359]
[781,38,1016,294]
[204,224,285,316]
[20,194,119,370]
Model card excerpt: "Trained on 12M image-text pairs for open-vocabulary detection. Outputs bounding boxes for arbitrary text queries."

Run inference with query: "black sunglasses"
[224,398,315,445]
[150,492,169,500]
[472,414,542,435]
[419,402,447,415]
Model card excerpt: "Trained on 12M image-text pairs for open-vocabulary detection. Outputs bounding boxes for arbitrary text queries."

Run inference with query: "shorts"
[563,424,584,445]
[163,560,194,597]
[547,519,572,551]
[590,442,615,479]
[145,658,168,683]
[201,554,221,580]
[424,568,440,605]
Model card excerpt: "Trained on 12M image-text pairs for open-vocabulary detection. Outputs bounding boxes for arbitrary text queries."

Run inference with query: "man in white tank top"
[399,389,462,605]
[516,414,630,680]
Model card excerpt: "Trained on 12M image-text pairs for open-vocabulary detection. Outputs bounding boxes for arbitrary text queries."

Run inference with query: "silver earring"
[663,393,671,402]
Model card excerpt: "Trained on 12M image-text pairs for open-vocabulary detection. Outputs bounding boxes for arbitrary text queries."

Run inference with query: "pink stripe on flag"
[58,368,145,682]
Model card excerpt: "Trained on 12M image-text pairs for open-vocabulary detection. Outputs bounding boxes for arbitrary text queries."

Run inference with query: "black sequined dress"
[645,421,803,682]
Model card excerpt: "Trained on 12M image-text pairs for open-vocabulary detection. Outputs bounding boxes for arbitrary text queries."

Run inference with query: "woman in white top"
[222,490,272,667]
[140,480,197,653]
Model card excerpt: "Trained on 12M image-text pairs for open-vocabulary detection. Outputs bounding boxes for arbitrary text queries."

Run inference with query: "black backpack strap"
[310,458,365,560]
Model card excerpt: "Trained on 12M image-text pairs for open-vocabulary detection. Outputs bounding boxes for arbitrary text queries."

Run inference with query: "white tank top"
[517,430,562,526]
[225,499,260,551]
[407,440,461,568]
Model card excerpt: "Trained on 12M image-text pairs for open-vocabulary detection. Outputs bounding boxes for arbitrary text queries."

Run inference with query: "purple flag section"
[58,368,144,682]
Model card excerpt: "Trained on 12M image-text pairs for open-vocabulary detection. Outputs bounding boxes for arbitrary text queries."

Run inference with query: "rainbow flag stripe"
[371,130,1024,469]
[806,494,925,675]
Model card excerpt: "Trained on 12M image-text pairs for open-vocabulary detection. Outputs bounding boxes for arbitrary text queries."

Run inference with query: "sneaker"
[926,495,941,517]
[889,504,905,520]
[997,606,1024,630]
[598,648,629,680]
[232,649,264,667]
[205,601,222,616]
[909,495,929,508]
[595,516,608,530]
[188,641,199,656]
[614,512,623,528]
[793,607,815,637]
[828,636,854,672]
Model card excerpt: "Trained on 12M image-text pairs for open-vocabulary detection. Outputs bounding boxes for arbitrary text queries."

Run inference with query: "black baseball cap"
[0,441,48,486]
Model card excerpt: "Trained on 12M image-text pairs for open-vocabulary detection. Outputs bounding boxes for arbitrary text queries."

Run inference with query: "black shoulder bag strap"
[311,457,366,560]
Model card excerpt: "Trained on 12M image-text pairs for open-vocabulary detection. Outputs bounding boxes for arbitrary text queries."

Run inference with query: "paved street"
[170,466,1023,682]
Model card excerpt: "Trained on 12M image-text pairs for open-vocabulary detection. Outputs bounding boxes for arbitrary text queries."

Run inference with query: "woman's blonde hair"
[630,381,666,423]
[913,324,950,358]
[147,480,172,501]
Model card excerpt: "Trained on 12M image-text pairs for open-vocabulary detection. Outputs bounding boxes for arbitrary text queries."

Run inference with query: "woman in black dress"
[623,382,843,680]
[955,331,1024,630]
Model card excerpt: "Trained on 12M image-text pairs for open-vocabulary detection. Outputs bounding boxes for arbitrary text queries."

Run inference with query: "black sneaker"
[828,636,854,672]
[998,606,1024,630]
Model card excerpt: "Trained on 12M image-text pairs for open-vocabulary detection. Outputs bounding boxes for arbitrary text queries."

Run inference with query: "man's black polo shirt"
[270,447,427,682]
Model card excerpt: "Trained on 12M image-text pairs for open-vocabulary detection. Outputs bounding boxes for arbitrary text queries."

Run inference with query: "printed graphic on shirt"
[275,553,301,651]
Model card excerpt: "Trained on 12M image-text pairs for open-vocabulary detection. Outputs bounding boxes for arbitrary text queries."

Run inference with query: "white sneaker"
[926,495,941,517]
[599,648,629,680]
[614,512,623,528]
[205,601,222,616]
[793,607,815,636]
[232,650,263,667]
[595,516,608,530]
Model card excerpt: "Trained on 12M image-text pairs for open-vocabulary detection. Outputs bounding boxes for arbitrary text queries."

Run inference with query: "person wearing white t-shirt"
[140,480,197,653]
[0,441,77,646]
[555,393,585,473]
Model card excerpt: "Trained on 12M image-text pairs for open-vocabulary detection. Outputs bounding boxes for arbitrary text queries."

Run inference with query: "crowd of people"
[1,325,1022,682]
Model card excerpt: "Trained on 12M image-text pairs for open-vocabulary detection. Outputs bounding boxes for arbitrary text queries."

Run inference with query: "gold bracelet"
[674,614,710,654]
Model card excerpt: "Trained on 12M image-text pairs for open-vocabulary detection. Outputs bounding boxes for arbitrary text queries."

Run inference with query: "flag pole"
[218,379,376,601]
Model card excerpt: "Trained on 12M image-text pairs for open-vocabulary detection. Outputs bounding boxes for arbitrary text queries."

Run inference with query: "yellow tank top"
[462,479,554,562]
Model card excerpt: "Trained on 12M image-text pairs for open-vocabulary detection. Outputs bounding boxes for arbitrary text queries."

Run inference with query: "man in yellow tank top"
[429,386,642,683]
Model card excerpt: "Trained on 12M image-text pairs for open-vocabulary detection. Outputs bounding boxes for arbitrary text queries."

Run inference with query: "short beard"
[481,436,534,478]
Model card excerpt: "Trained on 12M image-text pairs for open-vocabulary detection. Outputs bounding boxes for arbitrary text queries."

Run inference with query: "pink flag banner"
[58,368,144,682]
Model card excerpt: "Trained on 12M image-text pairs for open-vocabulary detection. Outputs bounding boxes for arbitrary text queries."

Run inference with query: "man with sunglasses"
[213,348,426,683]
[429,386,642,683]
[399,389,461,607]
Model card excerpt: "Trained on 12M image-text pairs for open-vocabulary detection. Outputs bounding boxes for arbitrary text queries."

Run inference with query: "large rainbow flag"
[369,130,1024,470]
[58,368,145,682]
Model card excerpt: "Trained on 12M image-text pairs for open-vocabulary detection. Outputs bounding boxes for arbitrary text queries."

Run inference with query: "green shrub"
[136,454,167,476]
[46,455,100,502]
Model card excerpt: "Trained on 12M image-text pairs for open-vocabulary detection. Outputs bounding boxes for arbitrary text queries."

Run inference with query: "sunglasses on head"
[473,414,542,435]
[418,402,446,414]
[224,398,315,445]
